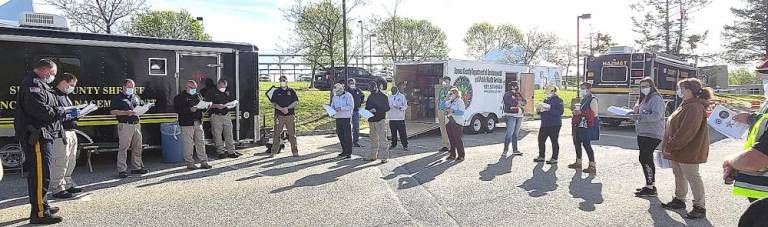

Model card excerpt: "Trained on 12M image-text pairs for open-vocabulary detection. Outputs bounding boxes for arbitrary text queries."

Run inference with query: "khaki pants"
[117,123,144,172]
[368,120,389,160]
[182,121,208,165]
[272,115,298,154]
[438,111,450,149]
[671,161,706,207]
[50,130,78,194]
[211,114,236,155]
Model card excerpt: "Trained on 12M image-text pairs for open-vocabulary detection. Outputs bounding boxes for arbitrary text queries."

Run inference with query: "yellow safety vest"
[734,114,768,199]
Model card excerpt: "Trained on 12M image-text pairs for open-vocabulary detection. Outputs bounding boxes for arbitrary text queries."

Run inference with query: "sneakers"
[511,151,523,156]
[131,169,149,175]
[686,205,707,219]
[49,207,60,214]
[662,198,687,210]
[217,153,227,159]
[446,156,456,161]
[403,146,409,151]
[51,191,73,199]
[380,159,388,164]
[635,187,658,197]
[583,165,597,174]
[187,165,199,170]
[30,214,63,224]
[353,143,364,147]
[118,172,129,178]
[439,147,449,152]
[390,144,397,150]
[533,157,545,162]
[227,153,240,158]
[456,157,465,162]
[200,163,213,169]
[66,187,83,194]
[567,162,582,169]
[546,159,558,164]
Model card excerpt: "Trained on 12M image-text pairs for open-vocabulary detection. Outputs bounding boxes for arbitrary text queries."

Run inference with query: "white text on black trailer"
[584,47,697,126]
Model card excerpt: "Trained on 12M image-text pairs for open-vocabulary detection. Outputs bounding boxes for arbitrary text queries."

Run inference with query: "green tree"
[45,0,147,34]
[463,22,524,60]
[729,67,760,85]
[722,0,768,64]
[126,10,211,40]
[631,0,710,58]
[373,16,449,62]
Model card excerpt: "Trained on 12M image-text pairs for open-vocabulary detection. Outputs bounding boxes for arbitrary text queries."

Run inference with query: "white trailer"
[394,60,533,135]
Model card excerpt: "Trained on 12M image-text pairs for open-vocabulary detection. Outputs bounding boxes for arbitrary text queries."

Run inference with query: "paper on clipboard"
[608,106,634,116]
[225,100,239,108]
[707,105,749,140]
[323,105,336,117]
[265,86,277,100]
[358,108,374,119]
[78,103,99,117]
[194,101,212,109]
[133,103,154,116]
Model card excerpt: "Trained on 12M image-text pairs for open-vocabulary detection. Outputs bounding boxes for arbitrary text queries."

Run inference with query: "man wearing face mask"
[49,73,84,199]
[270,76,299,157]
[208,79,240,159]
[346,78,366,147]
[365,81,391,163]
[436,76,453,152]
[110,79,148,179]
[15,59,76,224]
[389,82,409,151]
[331,83,355,159]
[174,80,212,170]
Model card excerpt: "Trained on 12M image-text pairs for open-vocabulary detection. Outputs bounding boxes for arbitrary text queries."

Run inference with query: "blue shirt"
[331,92,354,118]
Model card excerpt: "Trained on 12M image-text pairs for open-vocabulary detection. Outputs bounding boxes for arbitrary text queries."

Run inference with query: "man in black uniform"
[206,79,240,159]
[346,78,365,147]
[175,80,212,170]
[15,59,77,224]
[270,76,299,157]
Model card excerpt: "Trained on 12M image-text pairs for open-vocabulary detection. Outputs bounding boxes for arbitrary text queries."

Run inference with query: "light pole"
[369,34,376,72]
[342,0,349,82]
[358,20,364,68]
[576,13,591,99]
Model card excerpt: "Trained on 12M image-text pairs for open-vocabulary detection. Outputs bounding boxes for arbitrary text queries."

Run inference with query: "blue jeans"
[352,110,360,143]
[504,116,523,152]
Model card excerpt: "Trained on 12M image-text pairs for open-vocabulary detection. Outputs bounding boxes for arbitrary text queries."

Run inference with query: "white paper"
[608,106,634,116]
[78,104,99,117]
[654,151,671,169]
[707,105,749,140]
[266,86,277,100]
[133,103,154,116]
[358,108,374,119]
[323,105,336,117]
[225,100,239,108]
[194,101,212,109]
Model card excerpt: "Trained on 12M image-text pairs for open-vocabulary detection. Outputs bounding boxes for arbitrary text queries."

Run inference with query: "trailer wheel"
[483,114,498,133]
[0,143,24,169]
[466,115,484,134]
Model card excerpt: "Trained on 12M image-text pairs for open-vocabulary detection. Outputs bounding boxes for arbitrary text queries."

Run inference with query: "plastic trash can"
[160,123,183,163]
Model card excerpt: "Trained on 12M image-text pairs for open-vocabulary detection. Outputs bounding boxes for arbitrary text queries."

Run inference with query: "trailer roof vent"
[19,12,69,31]
[607,46,634,54]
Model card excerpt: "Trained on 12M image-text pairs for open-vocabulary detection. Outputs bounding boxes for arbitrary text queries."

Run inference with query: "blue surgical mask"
[65,86,75,94]
[45,75,55,84]
[188,88,197,95]
[125,88,135,96]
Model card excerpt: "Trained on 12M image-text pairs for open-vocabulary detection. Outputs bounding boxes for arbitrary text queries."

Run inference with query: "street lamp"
[358,20,364,68]
[576,13,591,99]
[369,34,376,72]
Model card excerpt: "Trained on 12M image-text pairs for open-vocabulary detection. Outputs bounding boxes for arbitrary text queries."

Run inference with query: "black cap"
[279,76,287,81]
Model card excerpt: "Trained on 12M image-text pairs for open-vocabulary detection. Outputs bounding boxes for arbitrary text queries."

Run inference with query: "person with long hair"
[632,77,666,197]
[444,88,466,161]
[569,82,600,174]
[503,82,526,155]
[661,78,712,219]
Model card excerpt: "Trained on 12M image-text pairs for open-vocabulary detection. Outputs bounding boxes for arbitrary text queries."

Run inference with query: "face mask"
[641,88,651,95]
[280,82,287,88]
[334,87,344,96]
[349,84,356,89]
[125,88,135,96]
[449,94,457,100]
[45,75,55,84]
[65,86,75,94]
[188,88,197,95]
[547,92,554,98]
[218,87,226,92]
[579,89,589,97]
[677,89,684,98]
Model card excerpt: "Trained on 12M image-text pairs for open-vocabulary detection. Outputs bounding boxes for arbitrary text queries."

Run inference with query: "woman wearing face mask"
[503,82,526,155]
[444,88,466,161]
[660,78,712,219]
[631,77,666,197]
[569,82,600,174]
[535,86,564,164]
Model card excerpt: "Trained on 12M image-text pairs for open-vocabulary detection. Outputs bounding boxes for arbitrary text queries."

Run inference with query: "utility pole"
[342,0,349,82]
[359,20,364,68]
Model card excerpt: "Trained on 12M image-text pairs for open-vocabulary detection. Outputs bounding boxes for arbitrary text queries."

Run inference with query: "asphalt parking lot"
[0,120,751,226]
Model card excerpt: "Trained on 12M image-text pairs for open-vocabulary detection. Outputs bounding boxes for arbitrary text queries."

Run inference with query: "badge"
[29,87,41,93]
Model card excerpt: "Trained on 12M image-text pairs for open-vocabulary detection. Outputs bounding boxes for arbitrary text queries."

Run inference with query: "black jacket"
[53,88,77,130]
[174,92,204,126]
[347,87,365,110]
[207,89,235,115]
[365,90,390,122]
[14,73,64,141]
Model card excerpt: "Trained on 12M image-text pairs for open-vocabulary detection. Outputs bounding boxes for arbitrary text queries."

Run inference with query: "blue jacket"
[539,95,564,127]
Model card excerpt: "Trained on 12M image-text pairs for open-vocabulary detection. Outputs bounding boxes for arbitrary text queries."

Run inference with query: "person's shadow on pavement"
[518,162,558,197]
[479,151,516,181]
[270,158,377,193]
[568,171,604,211]
[382,152,454,190]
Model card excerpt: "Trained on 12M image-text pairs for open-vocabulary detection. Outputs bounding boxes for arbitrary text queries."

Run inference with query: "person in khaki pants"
[174,80,212,170]
[365,81,390,163]
[110,79,148,178]
[50,73,83,199]
[270,76,299,157]
[436,76,453,152]
[206,79,239,159]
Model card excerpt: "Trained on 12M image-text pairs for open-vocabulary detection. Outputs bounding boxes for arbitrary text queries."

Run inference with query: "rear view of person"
[535,86,563,164]
[660,78,712,219]
[632,77,666,197]
[503,82,526,155]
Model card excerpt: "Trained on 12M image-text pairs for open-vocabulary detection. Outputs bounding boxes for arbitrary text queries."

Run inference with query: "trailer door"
[177,53,221,93]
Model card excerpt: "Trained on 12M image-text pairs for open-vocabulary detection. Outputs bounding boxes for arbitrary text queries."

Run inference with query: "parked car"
[313,67,388,91]
[297,74,312,82]
[259,74,271,82]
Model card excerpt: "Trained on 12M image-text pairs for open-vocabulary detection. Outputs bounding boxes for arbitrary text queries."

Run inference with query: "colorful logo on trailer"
[453,76,473,108]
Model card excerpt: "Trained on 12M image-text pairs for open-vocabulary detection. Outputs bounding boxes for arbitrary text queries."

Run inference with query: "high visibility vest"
[734,114,768,199]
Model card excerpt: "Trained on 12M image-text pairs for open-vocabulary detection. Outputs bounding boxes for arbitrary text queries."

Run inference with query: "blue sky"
[21,0,745,63]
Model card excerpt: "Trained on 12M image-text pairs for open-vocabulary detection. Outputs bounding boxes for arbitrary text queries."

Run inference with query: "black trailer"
[0,27,259,169]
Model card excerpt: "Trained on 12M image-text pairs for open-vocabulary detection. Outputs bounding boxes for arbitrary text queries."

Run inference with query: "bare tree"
[506,29,558,66]
[46,0,148,34]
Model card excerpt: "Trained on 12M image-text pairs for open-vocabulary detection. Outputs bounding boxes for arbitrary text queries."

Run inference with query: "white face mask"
[349,84,356,89]
[218,87,226,92]
[579,89,588,97]
[641,88,651,95]
[677,89,684,98]
[449,94,457,100]
[280,81,287,88]
[65,86,75,94]
[125,88,135,96]
[45,75,55,84]
[547,92,554,98]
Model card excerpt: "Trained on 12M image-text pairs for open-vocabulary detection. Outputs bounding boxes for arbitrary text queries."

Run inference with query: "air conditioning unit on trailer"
[18,12,69,31]
[607,46,635,54]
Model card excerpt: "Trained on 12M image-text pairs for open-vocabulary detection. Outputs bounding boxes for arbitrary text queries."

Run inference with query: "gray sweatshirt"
[634,92,666,140]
